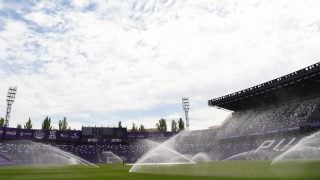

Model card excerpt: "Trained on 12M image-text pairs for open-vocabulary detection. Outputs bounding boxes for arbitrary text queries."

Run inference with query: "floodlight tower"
[182,97,190,129]
[5,86,17,127]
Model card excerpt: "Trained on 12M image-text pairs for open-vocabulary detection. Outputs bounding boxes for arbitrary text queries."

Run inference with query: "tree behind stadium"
[171,120,178,133]
[131,123,138,132]
[42,116,52,130]
[156,118,167,132]
[24,117,32,129]
[139,124,145,132]
[178,118,185,131]
[0,117,4,127]
[58,117,68,130]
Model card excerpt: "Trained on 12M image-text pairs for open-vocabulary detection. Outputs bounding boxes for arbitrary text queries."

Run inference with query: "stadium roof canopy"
[209,62,320,111]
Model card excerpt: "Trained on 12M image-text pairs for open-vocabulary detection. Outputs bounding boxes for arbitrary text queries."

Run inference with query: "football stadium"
[2,0,320,179]
[1,62,320,180]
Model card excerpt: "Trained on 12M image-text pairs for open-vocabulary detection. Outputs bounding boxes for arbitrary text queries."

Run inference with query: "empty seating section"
[217,97,320,138]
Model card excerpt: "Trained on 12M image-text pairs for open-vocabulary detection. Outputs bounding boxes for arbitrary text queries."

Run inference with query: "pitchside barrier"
[0,127,81,142]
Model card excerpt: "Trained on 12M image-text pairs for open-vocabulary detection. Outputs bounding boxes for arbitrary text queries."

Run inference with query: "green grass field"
[0,161,319,180]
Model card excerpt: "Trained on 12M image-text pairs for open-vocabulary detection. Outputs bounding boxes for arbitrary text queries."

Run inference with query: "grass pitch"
[0,161,319,180]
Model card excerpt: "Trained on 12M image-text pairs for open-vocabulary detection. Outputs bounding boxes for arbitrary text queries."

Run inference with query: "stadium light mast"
[5,86,17,127]
[182,97,190,129]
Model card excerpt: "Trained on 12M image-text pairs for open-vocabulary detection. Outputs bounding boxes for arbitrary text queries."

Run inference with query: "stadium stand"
[216,96,320,138]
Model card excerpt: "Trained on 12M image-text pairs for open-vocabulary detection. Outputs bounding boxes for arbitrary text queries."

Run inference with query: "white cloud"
[24,11,64,29]
[0,0,320,130]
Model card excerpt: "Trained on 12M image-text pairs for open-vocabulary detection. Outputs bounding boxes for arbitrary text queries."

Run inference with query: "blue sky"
[0,0,320,130]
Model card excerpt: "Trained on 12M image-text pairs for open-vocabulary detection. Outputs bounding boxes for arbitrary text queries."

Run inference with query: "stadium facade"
[1,62,320,164]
